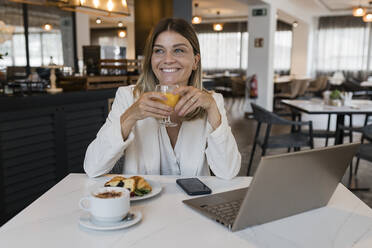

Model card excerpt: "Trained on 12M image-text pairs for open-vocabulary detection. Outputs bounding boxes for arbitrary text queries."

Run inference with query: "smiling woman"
[83,18,241,180]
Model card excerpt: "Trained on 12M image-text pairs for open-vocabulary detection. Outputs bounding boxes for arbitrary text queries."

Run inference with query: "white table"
[361,81,372,87]
[274,75,312,84]
[1,174,372,248]
[282,99,372,144]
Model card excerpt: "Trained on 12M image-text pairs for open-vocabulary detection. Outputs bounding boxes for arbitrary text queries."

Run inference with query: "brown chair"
[274,79,302,110]
[275,79,302,99]
[297,79,310,97]
[231,76,246,97]
[307,76,328,93]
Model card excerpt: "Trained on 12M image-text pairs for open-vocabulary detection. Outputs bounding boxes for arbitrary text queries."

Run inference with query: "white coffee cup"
[79,187,130,223]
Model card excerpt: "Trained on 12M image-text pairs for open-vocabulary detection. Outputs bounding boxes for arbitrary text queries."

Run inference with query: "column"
[75,12,90,70]
[291,20,310,76]
[246,3,276,111]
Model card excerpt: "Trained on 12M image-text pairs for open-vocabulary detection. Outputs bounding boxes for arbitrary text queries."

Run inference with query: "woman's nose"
[163,51,176,63]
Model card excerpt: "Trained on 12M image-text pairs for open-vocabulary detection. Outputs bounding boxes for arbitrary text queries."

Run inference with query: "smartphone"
[176,178,212,196]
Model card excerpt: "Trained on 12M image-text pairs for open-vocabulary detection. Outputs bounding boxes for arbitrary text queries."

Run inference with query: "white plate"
[79,211,142,231]
[130,179,162,201]
[102,178,162,201]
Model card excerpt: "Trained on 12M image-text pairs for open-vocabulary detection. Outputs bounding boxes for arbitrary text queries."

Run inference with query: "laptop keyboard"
[201,199,243,226]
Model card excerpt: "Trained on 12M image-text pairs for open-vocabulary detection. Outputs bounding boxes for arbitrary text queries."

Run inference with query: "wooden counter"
[58,74,139,91]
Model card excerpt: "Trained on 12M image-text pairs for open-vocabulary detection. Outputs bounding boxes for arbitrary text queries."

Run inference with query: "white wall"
[290,20,309,76]
[75,13,90,61]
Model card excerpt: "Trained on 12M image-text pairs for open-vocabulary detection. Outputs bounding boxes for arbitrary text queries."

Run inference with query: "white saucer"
[79,211,142,231]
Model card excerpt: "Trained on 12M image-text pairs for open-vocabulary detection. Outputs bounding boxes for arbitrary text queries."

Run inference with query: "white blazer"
[84,86,241,179]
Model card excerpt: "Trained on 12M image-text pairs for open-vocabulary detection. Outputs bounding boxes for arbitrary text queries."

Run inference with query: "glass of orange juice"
[155,84,180,127]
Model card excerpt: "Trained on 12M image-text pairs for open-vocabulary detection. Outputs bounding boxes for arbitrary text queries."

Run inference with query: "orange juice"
[160,93,180,107]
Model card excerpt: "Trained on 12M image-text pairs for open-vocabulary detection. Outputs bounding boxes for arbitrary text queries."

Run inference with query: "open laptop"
[183,143,359,232]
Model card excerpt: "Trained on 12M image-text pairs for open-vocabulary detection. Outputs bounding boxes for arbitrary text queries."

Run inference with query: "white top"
[84,85,241,179]
[1,174,372,248]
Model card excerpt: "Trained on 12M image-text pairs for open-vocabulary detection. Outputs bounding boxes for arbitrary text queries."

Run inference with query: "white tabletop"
[361,81,372,87]
[1,174,372,248]
[282,99,372,114]
[274,76,312,84]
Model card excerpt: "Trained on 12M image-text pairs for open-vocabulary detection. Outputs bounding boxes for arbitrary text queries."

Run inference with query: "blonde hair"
[134,18,206,120]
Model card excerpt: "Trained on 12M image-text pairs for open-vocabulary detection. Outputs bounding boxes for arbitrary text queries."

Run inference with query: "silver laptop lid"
[232,143,359,231]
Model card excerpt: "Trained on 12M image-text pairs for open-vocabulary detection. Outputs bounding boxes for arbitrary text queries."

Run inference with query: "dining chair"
[306,76,328,94]
[351,124,372,178]
[337,124,371,190]
[297,79,310,97]
[247,103,314,176]
[295,113,354,146]
[274,79,303,110]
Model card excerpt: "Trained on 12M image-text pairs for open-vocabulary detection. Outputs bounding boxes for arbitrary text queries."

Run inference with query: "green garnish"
[134,189,151,196]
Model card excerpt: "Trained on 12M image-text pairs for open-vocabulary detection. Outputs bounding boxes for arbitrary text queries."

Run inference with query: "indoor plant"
[329,89,342,106]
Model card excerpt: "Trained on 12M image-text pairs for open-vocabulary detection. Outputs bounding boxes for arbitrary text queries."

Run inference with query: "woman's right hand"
[119,92,173,140]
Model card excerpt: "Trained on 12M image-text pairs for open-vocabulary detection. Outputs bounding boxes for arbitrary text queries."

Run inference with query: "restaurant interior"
[1,0,372,245]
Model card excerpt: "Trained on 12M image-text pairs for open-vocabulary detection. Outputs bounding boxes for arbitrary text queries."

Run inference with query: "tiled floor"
[225,96,372,208]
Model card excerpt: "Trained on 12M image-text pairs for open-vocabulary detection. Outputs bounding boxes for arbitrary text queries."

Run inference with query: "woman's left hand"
[173,86,221,129]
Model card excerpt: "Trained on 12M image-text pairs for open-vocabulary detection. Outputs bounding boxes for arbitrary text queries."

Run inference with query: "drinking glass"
[155,84,180,127]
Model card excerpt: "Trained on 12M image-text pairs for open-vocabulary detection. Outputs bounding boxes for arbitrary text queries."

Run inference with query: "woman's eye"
[153,49,164,54]
[174,48,184,53]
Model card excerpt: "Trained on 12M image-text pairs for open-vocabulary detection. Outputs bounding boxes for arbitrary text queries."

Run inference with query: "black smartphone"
[176,178,212,196]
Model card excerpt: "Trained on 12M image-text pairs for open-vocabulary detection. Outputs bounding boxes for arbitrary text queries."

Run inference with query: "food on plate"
[104,176,152,197]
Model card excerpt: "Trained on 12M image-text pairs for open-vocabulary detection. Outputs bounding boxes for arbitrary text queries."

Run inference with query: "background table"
[282,99,372,144]
[1,174,372,248]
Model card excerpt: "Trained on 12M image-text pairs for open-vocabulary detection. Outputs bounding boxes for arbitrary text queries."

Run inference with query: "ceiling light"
[107,0,114,11]
[292,21,298,28]
[192,16,202,24]
[213,11,223,32]
[363,12,372,22]
[118,30,127,38]
[213,23,223,31]
[353,6,366,16]
[93,0,99,7]
[42,23,52,31]
[96,18,102,24]
[192,3,202,24]
[118,21,123,27]
[9,0,130,17]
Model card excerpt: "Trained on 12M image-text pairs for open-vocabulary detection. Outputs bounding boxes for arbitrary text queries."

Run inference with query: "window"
[274,30,292,72]
[28,5,73,67]
[315,16,371,74]
[0,0,26,69]
[194,22,248,72]
[198,32,248,71]
[274,21,293,74]
[28,27,64,66]
[0,1,74,71]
